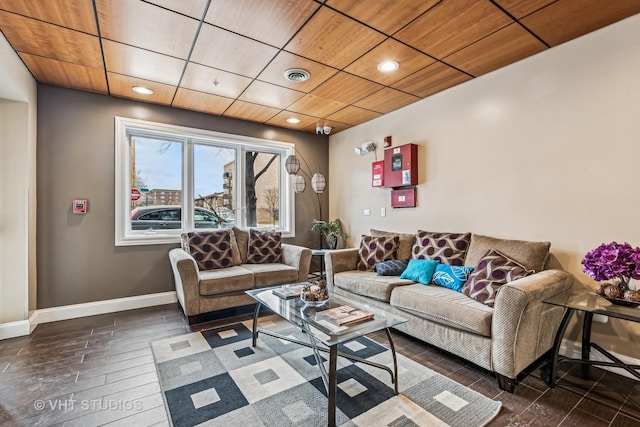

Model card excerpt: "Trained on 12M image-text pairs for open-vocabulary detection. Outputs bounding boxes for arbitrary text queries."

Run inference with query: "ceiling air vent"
[283,68,310,82]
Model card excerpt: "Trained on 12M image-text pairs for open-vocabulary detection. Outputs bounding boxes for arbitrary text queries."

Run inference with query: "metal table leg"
[251,302,261,347]
[581,312,594,378]
[385,328,400,394]
[549,308,575,387]
[328,345,338,427]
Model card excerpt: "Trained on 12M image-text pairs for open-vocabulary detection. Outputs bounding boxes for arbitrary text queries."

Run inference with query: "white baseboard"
[560,338,640,381]
[0,319,31,340]
[2,292,178,340]
[30,291,178,328]
[0,291,179,339]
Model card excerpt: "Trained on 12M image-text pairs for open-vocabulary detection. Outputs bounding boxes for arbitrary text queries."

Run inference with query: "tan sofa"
[169,228,311,323]
[324,230,574,392]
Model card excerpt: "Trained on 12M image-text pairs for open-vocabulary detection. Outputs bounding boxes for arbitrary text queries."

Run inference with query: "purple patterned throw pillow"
[246,229,282,264]
[462,249,533,307]
[412,230,471,266]
[357,235,399,271]
[188,230,234,271]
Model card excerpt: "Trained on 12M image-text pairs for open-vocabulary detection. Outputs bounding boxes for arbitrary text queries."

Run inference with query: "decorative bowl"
[300,282,329,306]
[300,297,329,307]
[590,292,640,308]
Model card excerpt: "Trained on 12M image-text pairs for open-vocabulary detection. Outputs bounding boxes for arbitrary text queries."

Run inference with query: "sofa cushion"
[240,263,299,287]
[432,265,475,292]
[232,226,249,263]
[411,231,471,266]
[400,259,439,285]
[464,234,550,272]
[375,259,409,276]
[199,266,255,296]
[183,230,242,266]
[370,229,415,260]
[246,229,282,264]
[462,249,533,307]
[391,283,494,337]
[334,271,415,302]
[188,230,234,271]
[228,229,243,266]
[357,235,399,271]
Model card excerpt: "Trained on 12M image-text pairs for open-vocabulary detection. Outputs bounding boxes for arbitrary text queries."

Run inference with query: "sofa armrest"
[324,248,359,289]
[282,244,312,282]
[169,248,200,317]
[491,269,574,379]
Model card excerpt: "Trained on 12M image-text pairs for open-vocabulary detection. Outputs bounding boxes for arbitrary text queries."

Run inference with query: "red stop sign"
[131,188,141,201]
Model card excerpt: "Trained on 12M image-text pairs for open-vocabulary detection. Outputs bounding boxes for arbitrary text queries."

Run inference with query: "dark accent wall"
[37,85,328,309]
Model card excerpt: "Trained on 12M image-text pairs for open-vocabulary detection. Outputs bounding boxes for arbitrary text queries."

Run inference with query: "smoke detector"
[283,68,310,82]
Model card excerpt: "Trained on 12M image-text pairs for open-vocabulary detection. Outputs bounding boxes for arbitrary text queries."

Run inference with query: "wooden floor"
[1,303,639,426]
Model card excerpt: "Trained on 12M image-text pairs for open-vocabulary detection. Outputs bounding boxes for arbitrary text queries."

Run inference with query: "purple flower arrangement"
[581,241,640,288]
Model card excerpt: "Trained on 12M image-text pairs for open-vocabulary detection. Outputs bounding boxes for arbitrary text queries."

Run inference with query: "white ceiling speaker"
[284,68,310,82]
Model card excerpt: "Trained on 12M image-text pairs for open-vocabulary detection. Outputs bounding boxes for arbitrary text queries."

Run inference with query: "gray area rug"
[151,316,501,426]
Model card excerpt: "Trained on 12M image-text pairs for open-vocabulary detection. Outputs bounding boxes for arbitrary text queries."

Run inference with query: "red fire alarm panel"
[391,188,416,208]
[73,199,87,214]
[372,160,384,187]
[384,143,418,187]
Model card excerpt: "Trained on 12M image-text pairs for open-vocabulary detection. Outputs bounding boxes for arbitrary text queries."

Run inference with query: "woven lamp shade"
[293,175,306,193]
[285,155,301,175]
[311,172,326,193]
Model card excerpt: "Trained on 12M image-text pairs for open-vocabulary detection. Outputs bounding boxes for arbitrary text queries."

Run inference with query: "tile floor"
[0,303,638,426]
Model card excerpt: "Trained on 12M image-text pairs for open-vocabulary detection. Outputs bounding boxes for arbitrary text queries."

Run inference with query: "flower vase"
[617,278,631,290]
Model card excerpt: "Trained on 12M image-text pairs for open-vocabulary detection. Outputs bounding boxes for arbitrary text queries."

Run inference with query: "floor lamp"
[285,151,326,249]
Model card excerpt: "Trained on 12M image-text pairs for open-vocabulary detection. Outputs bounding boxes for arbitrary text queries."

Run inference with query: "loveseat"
[324,229,574,392]
[169,227,311,323]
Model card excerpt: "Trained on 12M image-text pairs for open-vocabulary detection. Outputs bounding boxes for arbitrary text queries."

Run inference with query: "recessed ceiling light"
[284,68,310,82]
[286,117,301,124]
[377,60,399,73]
[132,86,154,95]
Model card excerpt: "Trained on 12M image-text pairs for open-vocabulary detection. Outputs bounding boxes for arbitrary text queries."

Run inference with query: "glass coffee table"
[246,284,407,427]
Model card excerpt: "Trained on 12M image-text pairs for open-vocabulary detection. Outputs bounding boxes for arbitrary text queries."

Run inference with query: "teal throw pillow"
[400,259,439,285]
[432,265,475,292]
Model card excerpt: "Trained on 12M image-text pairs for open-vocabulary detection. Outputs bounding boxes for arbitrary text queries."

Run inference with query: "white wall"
[0,30,37,337]
[329,14,640,355]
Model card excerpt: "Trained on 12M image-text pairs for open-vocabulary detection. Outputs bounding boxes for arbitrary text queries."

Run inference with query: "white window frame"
[115,117,295,246]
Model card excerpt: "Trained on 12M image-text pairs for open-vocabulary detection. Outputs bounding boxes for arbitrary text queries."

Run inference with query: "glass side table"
[310,248,330,280]
[544,289,640,387]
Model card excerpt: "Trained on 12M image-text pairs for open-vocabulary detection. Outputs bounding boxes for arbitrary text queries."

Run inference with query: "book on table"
[315,305,374,326]
[272,284,305,300]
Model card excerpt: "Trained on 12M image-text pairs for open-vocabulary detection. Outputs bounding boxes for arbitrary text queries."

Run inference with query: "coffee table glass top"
[247,284,407,346]
[545,289,640,323]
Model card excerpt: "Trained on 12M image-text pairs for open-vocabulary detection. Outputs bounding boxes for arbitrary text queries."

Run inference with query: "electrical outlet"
[381,207,386,217]
[363,209,371,216]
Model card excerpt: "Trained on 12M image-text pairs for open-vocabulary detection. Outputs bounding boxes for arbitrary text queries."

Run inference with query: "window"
[115,117,294,246]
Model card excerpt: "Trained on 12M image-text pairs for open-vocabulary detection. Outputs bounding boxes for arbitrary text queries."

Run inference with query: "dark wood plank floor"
[1,303,639,426]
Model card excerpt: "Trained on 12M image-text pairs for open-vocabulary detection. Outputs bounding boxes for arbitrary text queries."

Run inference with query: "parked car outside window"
[130,206,232,230]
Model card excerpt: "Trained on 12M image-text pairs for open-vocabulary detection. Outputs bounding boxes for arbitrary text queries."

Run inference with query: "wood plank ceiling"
[0,0,638,134]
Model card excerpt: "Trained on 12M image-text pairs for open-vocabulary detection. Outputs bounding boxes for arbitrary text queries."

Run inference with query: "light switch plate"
[381,207,386,217]
[363,209,371,216]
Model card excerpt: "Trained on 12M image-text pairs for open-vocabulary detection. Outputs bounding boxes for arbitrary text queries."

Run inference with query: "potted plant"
[311,218,347,249]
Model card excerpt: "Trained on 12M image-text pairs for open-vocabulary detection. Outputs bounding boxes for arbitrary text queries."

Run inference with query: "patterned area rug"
[151,316,501,427]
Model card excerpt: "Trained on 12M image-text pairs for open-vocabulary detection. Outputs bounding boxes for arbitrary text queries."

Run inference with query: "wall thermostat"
[73,199,87,214]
